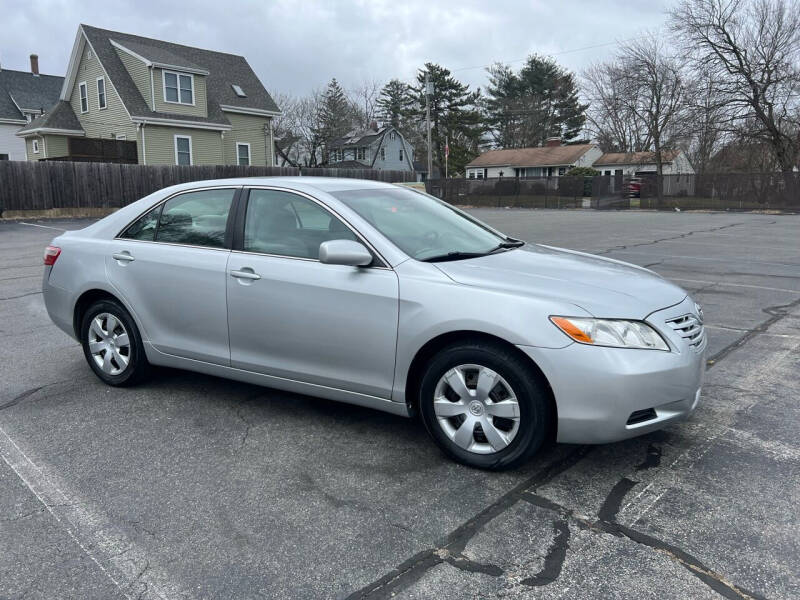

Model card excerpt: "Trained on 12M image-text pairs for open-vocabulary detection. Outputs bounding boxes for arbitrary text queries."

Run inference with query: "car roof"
[168,176,400,194]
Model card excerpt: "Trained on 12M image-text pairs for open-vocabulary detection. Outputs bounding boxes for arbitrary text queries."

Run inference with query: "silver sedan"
[42,178,706,469]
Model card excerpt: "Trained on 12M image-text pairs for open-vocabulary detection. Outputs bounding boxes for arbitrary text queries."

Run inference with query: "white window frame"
[380,147,385,160]
[236,142,251,166]
[174,135,193,166]
[115,134,127,141]
[32,139,40,154]
[96,77,107,110]
[79,81,88,113]
[163,71,195,106]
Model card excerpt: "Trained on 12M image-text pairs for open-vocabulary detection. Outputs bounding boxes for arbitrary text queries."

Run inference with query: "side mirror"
[319,239,373,267]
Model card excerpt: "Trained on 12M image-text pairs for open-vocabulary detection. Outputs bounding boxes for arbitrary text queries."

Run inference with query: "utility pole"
[425,71,433,180]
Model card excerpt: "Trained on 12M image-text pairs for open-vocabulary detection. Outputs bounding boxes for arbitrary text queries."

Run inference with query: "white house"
[465,138,602,179]
[593,150,695,176]
[0,55,63,161]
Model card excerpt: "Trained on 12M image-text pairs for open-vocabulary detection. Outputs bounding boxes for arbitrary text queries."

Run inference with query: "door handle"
[112,252,135,262]
[230,268,261,281]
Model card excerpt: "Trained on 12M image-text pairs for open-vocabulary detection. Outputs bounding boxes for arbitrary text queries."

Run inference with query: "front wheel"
[80,299,150,386]
[418,341,552,470]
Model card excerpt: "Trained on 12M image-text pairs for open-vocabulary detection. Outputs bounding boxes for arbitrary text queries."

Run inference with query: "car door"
[106,187,238,365]
[226,187,399,399]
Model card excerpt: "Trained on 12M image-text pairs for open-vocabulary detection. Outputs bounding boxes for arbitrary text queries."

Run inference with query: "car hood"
[432,244,686,319]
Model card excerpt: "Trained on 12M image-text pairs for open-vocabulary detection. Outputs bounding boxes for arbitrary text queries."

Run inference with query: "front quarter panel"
[391,259,587,404]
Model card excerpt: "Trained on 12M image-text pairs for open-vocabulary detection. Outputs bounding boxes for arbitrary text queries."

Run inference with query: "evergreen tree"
[408,63,484,176]
[314,78,355,163]
[485,55,587,148]
[377,79,414,130]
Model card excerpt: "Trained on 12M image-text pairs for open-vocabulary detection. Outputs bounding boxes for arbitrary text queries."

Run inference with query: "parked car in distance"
[42,178,706,469]
[627,177,642,198]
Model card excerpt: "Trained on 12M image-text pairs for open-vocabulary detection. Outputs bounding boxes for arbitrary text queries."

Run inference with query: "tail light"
[43,246,61,266]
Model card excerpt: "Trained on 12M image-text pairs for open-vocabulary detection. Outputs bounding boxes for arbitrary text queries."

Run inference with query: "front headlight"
[550,316,669,351]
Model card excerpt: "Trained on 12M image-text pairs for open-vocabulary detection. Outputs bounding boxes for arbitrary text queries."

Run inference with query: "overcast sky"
[2,0,672,98]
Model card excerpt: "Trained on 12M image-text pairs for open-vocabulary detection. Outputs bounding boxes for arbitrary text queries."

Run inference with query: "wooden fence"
[0,160,416,214]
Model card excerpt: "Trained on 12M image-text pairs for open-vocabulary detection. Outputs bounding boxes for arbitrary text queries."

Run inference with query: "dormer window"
[231,84,246,98]
[164,71,194,105]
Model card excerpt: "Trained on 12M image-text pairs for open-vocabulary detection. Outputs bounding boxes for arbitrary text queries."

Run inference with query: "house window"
[380,148,385,160]
[115,134,127,141]
[164,71,194,105]
[237,143,251,166]
[79,81,88,113]
[231,84,246,98]
[0,154,9,161]
[97,77,107,109]
[32,139,40,154]
[399,149,404,162]
[558,167,566,176]
[356,147,366,160]
[174,135,192,165]
[390,132,396,140]
[468,172,474,179]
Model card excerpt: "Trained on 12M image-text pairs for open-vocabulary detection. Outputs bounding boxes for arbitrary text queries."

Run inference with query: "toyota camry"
[42,178,706,469]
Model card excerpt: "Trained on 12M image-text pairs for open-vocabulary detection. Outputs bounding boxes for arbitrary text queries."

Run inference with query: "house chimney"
[30,54,39,76]
[370,120,378,131]
[545,136,561,147]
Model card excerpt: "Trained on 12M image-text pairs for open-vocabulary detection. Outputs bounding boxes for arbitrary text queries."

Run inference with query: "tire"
[418,341,551,470]
[80,299,150,387]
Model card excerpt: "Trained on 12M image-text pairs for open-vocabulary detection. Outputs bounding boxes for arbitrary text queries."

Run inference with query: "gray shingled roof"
[81,24,280,127]
[113,39,207,73]
[17,100,84,134]
[329,126,388,148]
[0,69,63,120]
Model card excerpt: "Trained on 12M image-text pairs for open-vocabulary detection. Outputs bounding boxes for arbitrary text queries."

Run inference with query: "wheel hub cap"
[87,313,131,376]
[433,364,521,455]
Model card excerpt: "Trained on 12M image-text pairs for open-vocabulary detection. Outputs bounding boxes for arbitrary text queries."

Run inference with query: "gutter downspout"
[149,66,155,110]
[220,131,225,164]
[138,123,147,165]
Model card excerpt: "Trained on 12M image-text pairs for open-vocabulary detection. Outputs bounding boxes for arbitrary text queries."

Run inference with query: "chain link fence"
[426,173,800,211]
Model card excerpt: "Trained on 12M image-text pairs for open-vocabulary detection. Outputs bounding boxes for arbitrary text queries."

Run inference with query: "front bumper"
[519,297,706,444]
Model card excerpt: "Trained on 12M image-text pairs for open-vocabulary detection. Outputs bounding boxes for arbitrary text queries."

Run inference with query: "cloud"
[1,0,671,99]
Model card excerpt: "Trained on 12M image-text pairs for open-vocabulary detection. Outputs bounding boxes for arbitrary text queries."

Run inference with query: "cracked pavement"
[1,210,798,599]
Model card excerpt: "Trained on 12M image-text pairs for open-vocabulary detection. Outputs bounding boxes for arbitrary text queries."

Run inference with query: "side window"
[244,189,357,260]
[120,205,162,241]
[155,189,235,248]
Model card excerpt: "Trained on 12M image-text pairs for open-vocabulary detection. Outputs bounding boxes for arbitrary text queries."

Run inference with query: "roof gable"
[467,144,597,168]
[330,126,389,148]
[61,24,280,128]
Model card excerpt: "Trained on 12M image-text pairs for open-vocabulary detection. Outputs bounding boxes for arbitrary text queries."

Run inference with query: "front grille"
[666,314,705,350]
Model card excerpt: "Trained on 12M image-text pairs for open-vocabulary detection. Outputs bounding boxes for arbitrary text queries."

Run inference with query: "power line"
[449,37,640,73]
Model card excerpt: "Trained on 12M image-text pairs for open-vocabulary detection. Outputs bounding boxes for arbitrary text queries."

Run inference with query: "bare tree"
[680,69,735,173]
[349,79,382,129]
[615,36,688,202]
[272,90,325,167]
[670,0,800,172]
[583,62,653,152]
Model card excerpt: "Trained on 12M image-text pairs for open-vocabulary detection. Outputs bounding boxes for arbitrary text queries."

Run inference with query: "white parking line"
[0,423,185,600]
[18,222,67,231]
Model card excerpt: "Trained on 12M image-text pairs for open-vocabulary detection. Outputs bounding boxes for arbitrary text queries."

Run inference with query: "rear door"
[106,187,238,365]
[225,187,399,398]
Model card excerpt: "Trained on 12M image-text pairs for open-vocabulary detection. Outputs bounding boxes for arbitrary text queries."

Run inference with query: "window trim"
[96,77,107,110]
[163,70,195,106]
[236,142,251,166]
[174,135,193,166]
[115,186,242,250]
[78,81,88,113]
[232,186,390,269]
[32,139,40,154]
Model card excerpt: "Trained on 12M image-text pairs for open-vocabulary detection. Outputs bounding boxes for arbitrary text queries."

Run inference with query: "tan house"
[593,150,694,176]
[17,25,280,166]
[465,138,602,179]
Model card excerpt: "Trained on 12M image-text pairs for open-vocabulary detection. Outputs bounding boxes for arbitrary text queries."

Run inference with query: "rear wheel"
[80,299,149,386]
[419,341,551,470]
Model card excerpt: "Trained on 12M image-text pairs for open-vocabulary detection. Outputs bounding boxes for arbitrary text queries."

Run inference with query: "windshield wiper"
[487,238,526,254]
[419,251,491,263]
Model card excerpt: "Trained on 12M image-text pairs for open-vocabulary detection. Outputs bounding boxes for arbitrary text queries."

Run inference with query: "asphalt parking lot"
[1,209,798,600]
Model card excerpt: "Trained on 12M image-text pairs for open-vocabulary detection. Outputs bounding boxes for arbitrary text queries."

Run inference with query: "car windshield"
[331,187,510,261]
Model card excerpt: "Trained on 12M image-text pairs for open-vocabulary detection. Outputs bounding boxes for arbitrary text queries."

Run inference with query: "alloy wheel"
[433,364,521,454]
